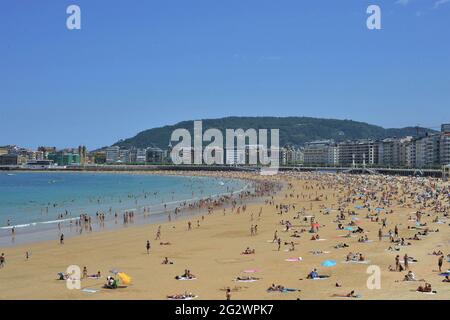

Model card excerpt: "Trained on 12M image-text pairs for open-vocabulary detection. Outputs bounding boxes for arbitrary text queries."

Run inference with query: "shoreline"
[0,171,279,248]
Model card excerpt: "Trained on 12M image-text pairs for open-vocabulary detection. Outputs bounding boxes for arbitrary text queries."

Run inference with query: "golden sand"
[0,171,449,300]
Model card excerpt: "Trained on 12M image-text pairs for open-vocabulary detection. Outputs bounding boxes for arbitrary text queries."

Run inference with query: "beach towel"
[310,276,330,280]
[285,257,303,262]
[175,277,197,281]
[321,260,337,267]
[234,279,258,283]
[333,294,362,299]
[267,288,298,293]
[341,260,370,264]
[81,288,98,293]
[168,295,198,300]
[243,269,259,273]
[416,291,437,295]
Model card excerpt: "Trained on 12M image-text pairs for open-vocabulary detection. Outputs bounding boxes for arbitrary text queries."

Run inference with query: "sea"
[0,172,249,246]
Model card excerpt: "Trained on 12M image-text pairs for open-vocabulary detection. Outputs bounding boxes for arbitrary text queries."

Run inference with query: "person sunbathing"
[403,271,416,281]
[175,269,196,279]
[267,284,285,292]
[242,247,255,254]
[310,234,320,240]
[331,290,359,298]
[334,243,349,249]
[88,271,101,279]
[160,241,171,245]
[162,257,173,265]
[417,282,433,293]
[236,276,259,281]
[442,276,450,283]
[306,269,320,279]
[167,292,196,299]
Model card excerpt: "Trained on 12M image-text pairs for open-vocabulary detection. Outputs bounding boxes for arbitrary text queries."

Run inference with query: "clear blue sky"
[1,0,449,149]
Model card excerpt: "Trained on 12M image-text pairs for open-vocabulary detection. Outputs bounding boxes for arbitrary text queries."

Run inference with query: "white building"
[105,146,120,163]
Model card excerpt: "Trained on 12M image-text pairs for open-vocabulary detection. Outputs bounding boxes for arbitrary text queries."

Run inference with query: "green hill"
[113,117,435,149]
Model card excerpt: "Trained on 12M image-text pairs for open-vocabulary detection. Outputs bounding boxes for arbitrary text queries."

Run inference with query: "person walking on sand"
[146,240,151,254]
[404,254,409,270]
[226,288,231,300]
[60,233,64,245]
[395,255,400,271]
[378,229,382,241]
[188,221,192,230]
[438,255,444,272]
[277,238,281,251]
[0,253,5,268]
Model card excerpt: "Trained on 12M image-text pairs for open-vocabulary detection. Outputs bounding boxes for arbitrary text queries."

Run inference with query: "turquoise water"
[0,172,247,229]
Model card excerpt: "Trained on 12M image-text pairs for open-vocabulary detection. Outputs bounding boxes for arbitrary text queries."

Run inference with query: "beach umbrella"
[321,260,336,267]
[118,272,132,285]
[311,223,321,228]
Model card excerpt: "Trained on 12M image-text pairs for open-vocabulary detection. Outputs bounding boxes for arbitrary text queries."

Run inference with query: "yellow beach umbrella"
[117,272,132,285]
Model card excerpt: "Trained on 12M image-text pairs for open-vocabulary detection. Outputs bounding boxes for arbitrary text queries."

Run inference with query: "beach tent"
[321,260,336,267]
[118,272,132,285]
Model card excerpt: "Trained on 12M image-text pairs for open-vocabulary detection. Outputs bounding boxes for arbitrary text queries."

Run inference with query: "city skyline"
[1,0,450,149]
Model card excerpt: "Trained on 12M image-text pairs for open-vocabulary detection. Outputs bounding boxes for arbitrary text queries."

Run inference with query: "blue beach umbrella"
[375,207,383,212]
[354,205,363,209]
[321,260,337,267]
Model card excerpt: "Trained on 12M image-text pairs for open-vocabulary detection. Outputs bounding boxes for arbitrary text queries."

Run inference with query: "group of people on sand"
[175,269,196,280]
[345,252,366,262]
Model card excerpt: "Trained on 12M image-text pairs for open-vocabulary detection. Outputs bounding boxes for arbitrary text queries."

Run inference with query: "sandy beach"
[0,171,449,300]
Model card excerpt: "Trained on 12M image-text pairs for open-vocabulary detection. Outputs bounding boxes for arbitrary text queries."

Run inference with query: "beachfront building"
[47,152,81,166]
[378,137,413,167]
[303,140,336,166]
[118,149,131,163]
[337,139,379,167]
[415,134,441,168]
[440,125,450,165]
[282,146,304,165]
[0,154,26,165]
[129,148,147,163]
[106,146,120,163]
[404,139,417,168]
[146,147,164,163]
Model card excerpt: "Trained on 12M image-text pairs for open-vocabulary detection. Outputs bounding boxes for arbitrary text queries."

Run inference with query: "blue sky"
[1,0,449,149]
